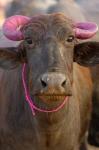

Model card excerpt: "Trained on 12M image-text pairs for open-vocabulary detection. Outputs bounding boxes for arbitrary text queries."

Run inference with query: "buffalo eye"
[67,35,74,42]
[26,38,32,44]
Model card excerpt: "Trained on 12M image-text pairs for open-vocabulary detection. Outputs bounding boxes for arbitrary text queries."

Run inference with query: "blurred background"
[0,0,12,25]
[0,0,99,28]
[0,0,57,26]
[0,0,99,150]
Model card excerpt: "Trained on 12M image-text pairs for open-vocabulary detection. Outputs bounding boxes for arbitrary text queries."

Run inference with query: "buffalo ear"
[74,42,99,66]
[0,46,26,69]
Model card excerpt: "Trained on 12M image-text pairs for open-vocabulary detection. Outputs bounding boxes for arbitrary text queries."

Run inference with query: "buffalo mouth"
[30,94,71,111]
[39,95,66,101]
[34,94,71,104]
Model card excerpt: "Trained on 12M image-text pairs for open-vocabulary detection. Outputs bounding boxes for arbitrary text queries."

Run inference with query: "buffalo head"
[0,13,99,113]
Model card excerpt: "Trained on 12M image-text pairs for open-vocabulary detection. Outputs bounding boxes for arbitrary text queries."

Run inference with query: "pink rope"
[22,63,69,116]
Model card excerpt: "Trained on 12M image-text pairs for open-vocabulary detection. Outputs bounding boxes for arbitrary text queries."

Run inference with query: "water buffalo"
[0,13,99,150]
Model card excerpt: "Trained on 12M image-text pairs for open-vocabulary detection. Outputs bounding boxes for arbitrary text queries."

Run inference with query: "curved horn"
[74,22,98,39]
[3,15,30,41]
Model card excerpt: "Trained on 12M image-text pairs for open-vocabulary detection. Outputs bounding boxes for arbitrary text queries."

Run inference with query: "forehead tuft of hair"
[21,13,74,32]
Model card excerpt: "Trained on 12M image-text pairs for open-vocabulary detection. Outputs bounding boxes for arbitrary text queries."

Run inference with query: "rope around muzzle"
[22,63,69,116]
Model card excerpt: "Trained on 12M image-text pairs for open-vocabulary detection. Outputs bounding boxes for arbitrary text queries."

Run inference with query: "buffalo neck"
[27,96,80,149]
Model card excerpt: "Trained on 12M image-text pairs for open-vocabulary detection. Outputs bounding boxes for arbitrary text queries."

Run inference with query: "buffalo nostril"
[61,80,66,87]
[41,79,47,88]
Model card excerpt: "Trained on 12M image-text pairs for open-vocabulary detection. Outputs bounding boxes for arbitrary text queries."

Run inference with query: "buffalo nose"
[40,73,66,89]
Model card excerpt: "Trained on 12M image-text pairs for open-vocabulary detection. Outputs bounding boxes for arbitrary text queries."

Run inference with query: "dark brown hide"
[75,0,99,146]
